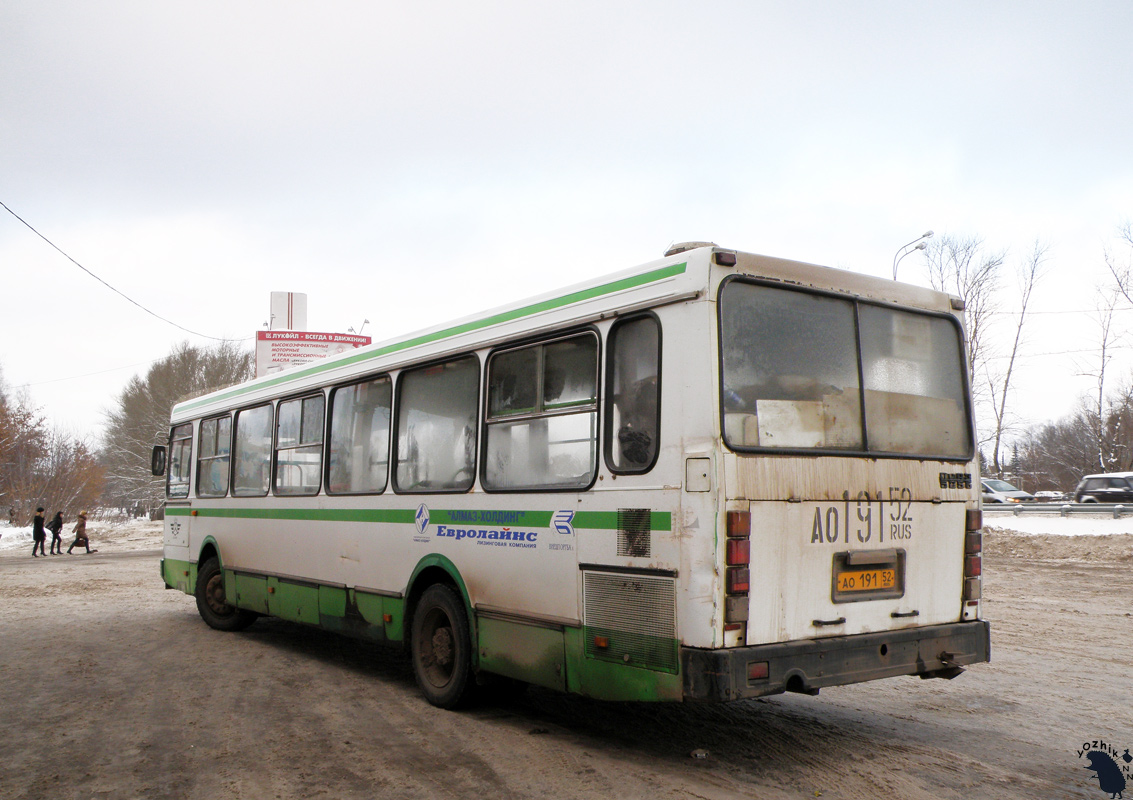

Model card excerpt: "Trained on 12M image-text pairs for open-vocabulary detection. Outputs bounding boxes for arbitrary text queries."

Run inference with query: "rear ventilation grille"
[617,508,651,558]
[583,571,677,672]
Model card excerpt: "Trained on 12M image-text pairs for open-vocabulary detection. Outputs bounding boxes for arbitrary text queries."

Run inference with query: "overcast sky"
[3,1,1132,443]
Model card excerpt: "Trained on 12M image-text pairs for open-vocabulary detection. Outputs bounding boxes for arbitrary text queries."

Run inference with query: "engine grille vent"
[617,508,652,558]
[583,571,677,672]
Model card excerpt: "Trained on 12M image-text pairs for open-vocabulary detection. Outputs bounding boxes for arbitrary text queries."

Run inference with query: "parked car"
[1033,490,1067,502]
[1073,473,1133,503]
[981,479,1035,504]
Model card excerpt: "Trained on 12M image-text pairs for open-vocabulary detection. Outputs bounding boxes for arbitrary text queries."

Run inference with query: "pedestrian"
[31,507,47,557]
[47,511,65,555]
[67,511,96,555]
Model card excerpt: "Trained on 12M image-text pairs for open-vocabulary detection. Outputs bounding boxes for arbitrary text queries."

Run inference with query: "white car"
[981,479,1035,504]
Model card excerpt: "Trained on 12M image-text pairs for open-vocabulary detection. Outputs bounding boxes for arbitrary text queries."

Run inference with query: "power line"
[0,199,245,342]
[17,356,174,388]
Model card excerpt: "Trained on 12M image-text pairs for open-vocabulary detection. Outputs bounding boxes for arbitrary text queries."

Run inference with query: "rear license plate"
[831,550,906,603]
[836,568,896,593]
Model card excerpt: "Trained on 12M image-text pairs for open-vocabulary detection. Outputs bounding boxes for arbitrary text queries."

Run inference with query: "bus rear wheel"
[411,584,473,708]
[195,557,257,632]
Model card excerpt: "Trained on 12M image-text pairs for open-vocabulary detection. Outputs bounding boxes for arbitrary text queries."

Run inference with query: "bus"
[153,242,989,708]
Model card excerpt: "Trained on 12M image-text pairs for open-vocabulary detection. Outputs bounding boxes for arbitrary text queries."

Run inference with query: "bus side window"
[196,415,232,497]
[275,394,325,495]
[606,316,661,473]
[327,376,391,494]
[167,423,194,499]
[483,333,598,491]
[395,357,479,493]
[233,404,274,497]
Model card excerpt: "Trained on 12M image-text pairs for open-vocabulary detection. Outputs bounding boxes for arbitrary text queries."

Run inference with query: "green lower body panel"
[565,627,683,701]
[473,619,682,701]
[319,588,405,643]
[170,558,682,702]
[477,617,567,692]
[223,569,406,643]
[162,558,196,595]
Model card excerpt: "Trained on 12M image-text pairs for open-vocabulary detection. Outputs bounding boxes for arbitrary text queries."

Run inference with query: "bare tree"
[985,241,1048,477]
[1105,220,1133,305]
[0,385,103,524]
[1076,287,1122,471]
[923,234,1007,406]
[100,341,253,514]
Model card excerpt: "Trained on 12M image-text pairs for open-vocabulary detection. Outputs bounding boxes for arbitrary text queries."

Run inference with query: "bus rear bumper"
[681,620,991,702]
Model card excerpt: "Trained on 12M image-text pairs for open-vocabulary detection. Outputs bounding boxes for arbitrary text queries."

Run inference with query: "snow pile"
[0,518,162,554]
[983,513,1133,536]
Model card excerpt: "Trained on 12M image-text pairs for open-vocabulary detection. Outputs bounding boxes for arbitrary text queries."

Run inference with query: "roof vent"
[665,241,717,257]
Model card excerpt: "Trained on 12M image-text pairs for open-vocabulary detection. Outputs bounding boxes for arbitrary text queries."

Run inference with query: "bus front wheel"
[411,583,473,708]
[195,557,257,632]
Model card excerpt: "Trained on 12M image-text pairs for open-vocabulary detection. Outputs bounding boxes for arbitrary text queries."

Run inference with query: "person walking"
[67,511,96,554]
[31,507,47,557]
[47,511,65,554]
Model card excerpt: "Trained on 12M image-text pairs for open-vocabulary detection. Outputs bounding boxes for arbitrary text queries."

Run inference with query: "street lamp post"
[892,230,934,280]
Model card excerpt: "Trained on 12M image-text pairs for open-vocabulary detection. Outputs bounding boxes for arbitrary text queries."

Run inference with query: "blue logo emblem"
[415,504,430,534]
[552,509,575,536]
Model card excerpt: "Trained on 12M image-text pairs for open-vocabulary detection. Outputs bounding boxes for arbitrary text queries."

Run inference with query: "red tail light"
[964,554,982,578]
[727,510,751,538]
[726,567,750,594]
[726,538,750,566]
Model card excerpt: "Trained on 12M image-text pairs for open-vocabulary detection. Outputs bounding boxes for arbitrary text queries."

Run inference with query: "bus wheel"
[195,557,257,632]
[412,584,472,708]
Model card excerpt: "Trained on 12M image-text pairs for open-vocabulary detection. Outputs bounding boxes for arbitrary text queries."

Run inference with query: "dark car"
[1074,473,1133,503]
[981,479,1035,504]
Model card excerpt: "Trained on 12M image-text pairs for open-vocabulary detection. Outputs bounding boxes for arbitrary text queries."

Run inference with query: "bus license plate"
[836,568,896,593]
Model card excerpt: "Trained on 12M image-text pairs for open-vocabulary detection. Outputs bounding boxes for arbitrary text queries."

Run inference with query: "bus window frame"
[166,422,194,500]
[232,402,276,498]
[392,354,481,495]
[325,373,393,496]
[480,327,602,494]
[195,413,233,498]
[272,390,327,497]
[716,275,976,462]
[603,312,662,476]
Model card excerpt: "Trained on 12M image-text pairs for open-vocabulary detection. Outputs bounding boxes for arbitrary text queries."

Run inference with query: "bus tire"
[195,557,257,632]
[411,583,473,708]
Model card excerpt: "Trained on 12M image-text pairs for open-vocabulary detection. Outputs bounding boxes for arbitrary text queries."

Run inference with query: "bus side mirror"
[151,446,167,477]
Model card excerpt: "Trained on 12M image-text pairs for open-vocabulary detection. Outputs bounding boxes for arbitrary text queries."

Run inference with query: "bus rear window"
[719,280,971,458]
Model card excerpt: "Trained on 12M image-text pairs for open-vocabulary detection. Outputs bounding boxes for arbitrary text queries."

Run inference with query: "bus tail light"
[727,511,750,538]
[725,510,751,628]
[963,511,982,605]
[726,567,750,594]
[726,538,750,566]
[747,661,769,681]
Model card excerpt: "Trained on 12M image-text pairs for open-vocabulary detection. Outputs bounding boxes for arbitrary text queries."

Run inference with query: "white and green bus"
[154,242,989,707]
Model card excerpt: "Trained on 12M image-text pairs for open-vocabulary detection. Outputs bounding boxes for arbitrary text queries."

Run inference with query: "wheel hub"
[205,573,231,616]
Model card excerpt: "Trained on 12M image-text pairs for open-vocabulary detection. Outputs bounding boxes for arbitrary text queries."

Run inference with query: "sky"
[3,1,1133,445]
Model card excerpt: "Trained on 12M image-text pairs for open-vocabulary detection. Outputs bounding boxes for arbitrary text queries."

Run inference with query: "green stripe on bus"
[174,262,687,414]
[167,507,414,524]
[165,506,672,531]
[573,511,671,531]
